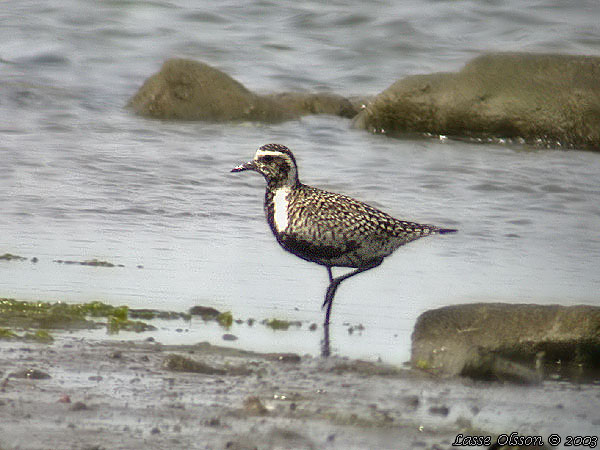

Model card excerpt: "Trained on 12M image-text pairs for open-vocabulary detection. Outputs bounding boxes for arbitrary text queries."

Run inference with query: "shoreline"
[1,333,598,449]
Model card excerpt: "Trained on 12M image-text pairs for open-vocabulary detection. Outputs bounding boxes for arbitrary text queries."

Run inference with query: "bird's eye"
[262,155,274,163]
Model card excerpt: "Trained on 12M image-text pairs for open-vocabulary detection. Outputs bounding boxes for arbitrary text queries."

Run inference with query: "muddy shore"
[1,334,598,450]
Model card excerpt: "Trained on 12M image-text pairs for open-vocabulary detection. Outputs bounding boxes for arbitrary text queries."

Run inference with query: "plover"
[232,143,456,355]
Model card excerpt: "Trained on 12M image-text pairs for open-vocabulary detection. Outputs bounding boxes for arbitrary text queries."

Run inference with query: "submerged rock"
[411,303,600,382]
[128,58,295,122]
[189,305,221,320]
[128,58,359,122]
[354,53,600,150]
[265,92,357,118]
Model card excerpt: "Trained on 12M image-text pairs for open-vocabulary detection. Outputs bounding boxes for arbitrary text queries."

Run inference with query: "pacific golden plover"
[232,143,456,355]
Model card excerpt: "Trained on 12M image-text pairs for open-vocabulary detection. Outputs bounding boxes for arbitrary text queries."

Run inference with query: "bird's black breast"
[278,233,360,264]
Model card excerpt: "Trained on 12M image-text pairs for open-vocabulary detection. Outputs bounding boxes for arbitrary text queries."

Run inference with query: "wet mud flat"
[1,336,598,450]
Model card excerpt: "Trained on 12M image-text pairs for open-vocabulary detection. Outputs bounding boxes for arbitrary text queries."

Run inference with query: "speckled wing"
[280,185,436,267]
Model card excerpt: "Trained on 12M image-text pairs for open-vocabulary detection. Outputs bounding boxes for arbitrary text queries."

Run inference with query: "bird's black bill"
[231,160,256,173]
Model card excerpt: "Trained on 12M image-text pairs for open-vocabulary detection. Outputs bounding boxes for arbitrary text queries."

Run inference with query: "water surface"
[1,0,599,363]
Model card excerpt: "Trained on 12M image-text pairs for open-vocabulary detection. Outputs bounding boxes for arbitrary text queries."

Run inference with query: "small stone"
[402,395,420,410]
[428,406,449,417]
[267,353,301,363]
[206,417,221,427]
[10,368,51,380]
[243,396,268,415]
[70,401,88,411]
[222,333,238,341]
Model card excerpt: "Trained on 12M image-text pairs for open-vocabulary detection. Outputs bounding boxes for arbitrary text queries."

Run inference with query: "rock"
[353,53,600,150]
[428,406,450,417]
[242,396,268,415]
[401,395,420,411]
[331,360,402,377]
[265,352,301,363]
[163,354,226,375]
[411,303,600,382]
[9,368,51,380]
[128,58,360,122]
[222,333,238,341]
[163,353,252,376]
[127,58,296,122]
[265,92,357,118]
[189,305,221,320]
[70,401,88,411]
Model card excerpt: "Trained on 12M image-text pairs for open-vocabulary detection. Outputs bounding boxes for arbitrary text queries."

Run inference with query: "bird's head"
[231,143,299,188]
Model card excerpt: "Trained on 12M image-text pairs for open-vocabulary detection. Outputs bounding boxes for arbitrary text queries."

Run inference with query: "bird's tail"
[436,228,458,234]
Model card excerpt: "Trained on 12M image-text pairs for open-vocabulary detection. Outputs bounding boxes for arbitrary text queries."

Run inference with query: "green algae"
[23,329,54,343]
[0,298,154,335]
[129,308,191,321]
[217,311,233,328]
[0,327,17,339]
[107,315,156,334]
[53,258,124,267]
[0,326,53,343]
[0,298,96,330]
[0,253,27,261]
[265,318,291,330]
[264,318,302,331]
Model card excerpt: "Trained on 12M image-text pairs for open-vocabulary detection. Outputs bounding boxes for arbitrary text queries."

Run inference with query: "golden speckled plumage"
[267,183,438,268]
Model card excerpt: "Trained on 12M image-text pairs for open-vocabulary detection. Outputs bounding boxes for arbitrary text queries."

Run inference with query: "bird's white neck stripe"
[272,187,290,233]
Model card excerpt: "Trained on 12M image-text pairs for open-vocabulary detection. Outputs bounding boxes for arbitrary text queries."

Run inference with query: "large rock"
[127,58,296,122]
[127,58,360,122]
[353,53,600,151]
[411,303,600,383]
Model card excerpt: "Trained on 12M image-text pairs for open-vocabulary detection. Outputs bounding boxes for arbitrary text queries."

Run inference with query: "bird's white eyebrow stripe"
[254,149,288,159]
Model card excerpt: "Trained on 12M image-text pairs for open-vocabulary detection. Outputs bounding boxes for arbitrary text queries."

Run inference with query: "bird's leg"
[322,266,335,358]
[321,260,383,358]
[326,266,334,284]
[322,262,382,322]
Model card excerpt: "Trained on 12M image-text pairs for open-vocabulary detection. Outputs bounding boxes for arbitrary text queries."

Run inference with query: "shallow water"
[1,0,599,363]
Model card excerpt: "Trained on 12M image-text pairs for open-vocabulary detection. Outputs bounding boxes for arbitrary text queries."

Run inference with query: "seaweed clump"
[0,298,154,336]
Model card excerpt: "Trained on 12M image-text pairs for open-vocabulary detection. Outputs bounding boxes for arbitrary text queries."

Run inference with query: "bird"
[231,143,456,356]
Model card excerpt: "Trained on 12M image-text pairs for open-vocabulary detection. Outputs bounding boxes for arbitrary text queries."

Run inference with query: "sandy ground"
[1,335,598,450]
